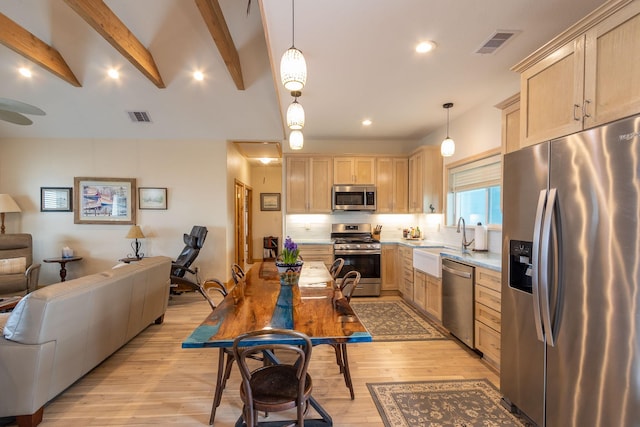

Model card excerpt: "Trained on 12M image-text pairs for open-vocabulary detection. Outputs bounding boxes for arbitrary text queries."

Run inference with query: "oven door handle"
[334,249,381,255]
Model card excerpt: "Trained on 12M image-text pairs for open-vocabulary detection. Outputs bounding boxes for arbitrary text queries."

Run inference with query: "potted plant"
[275,236,304,286]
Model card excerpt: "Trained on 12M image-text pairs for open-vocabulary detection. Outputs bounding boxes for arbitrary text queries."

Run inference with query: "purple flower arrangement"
[281,236,300,264]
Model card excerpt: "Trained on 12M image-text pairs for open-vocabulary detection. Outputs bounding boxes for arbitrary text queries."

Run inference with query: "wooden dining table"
[182,261,372,426]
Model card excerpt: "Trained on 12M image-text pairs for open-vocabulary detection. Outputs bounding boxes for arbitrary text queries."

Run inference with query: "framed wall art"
[73,177,136,224]
[139,187,167,210]
[40,187,72,212]
[260,193,281,211]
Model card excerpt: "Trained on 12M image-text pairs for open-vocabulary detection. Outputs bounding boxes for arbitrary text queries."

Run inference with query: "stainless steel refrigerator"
[501,113,640,427]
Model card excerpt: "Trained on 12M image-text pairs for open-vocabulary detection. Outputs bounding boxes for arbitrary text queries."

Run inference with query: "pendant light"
[441,102,455,157]
[280,0,307,91]
[286,91,305,130]
[289,130,304,150]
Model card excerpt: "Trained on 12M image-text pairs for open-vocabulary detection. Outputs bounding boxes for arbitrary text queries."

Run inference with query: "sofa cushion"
[0,257,26,275]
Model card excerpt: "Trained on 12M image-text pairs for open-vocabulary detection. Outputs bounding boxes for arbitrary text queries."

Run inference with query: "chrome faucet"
[456,217,474,253]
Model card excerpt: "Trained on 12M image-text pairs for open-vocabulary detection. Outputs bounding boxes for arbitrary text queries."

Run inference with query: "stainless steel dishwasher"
[441,258,475,349]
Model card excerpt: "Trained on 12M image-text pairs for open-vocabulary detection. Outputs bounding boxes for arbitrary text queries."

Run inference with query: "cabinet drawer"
[475,267,501,292]
[475,285,501,312]
[475,321,501,367]
[475,302,501,333]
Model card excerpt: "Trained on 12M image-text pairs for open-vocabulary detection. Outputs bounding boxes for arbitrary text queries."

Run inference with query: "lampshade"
[125,225,145,239]
[441,137,455,157]
[289,130,304,150]
[441,102,455,157]
[286,98,305,130]
[281,47,307,92]
[280,0,307,92]
[0,194,21,213]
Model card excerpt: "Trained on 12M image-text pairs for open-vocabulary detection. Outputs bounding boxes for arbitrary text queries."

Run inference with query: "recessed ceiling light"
[416,41,437,53]
[193,71,204,81]
[260,158,273,164]
[362,119,372,126]
[108,68,120,79]
[18,67,32,78]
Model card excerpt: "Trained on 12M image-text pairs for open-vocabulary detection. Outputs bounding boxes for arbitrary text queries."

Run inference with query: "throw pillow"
[0,257,27,275]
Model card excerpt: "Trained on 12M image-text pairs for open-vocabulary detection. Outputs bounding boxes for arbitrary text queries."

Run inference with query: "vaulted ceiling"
[0,0,606,153]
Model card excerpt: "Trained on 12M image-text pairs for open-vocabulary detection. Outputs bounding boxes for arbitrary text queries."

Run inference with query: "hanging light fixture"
[286,91,305,130]
[441,102,455,157]
[280,0,307,91]
[289,130,304,150]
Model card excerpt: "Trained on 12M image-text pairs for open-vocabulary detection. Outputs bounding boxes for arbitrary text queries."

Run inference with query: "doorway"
[234,180,253,269]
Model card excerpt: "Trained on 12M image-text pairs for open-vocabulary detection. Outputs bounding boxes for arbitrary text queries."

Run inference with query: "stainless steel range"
[331,223,381,296]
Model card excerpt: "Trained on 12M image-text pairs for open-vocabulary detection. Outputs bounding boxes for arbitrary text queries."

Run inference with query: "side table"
[43,256,83,282]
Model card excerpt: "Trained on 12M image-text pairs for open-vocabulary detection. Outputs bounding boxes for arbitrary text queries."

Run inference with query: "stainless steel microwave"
[332,185,376,211]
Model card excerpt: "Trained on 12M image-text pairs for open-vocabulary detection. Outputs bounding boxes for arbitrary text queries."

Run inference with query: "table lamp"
[0,194,21,234]
[125,224,145,259]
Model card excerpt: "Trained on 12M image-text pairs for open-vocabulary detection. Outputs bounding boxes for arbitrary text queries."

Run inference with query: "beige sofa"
[0,256,172,426]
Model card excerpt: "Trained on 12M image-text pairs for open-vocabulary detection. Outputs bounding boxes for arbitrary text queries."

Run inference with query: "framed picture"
[40,187,72,212]
[139,187,168,210]
[260,193,281,211]
[73,177,136,224]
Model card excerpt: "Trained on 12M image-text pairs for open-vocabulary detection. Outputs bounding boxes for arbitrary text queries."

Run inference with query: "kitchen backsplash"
[285,213,502,254]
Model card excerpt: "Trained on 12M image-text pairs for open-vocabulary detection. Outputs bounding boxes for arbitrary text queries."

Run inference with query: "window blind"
[449,154,501,192]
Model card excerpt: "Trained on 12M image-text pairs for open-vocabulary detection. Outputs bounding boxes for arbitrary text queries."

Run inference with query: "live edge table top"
[182,261,372,348]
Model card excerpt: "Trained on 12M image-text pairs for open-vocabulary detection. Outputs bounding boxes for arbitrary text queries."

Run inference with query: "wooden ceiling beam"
[195,0,245,90]
[0,13,81,87]
[63,0,165,88]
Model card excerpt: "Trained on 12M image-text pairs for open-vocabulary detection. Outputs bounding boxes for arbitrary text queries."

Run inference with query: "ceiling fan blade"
[0,110,33,125]
[0,98,46,116]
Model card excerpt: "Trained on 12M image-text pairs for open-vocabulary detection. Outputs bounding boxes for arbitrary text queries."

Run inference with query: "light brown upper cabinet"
[409,146,443,213]
[376,157,408,213]
[286,156,333,213]
[496,94,521,154]
[516,0,640,147]
[333,157,375,184]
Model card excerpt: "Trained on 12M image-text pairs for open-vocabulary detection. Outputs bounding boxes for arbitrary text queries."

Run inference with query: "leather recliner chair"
[0,233,40,297]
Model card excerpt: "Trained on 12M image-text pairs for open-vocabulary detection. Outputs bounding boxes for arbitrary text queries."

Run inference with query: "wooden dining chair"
[329,270,360,399]
[233,329,313,427]
[231,263,245,284]
[329,257,345,280]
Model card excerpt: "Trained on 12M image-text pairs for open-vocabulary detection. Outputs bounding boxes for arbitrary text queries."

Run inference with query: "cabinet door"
[583,3,640,128]
[520,38,585,147]
[408,151,423,212]
[421,147,443,213]
[381,245,397,291]
[286,157,309,213]
[502,99,521,154]
[392,158,409,213]
[354,157,375,184]
[425,274,442,321]
[309,157,333,212]
[333,158,354,184]
[413,270,427,310]
[376,158,394,213]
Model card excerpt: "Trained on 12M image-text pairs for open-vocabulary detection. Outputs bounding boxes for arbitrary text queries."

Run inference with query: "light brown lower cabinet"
[381,245,398,291]
[297,244,334,270]
[413,269,442,323]
[474,266,502,370]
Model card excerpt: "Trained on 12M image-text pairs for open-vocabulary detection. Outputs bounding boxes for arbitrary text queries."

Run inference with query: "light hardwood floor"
[22,292,499,426]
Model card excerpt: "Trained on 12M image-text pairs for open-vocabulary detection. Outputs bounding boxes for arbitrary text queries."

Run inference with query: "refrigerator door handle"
[532,189,547,342]
[540,188,557,347]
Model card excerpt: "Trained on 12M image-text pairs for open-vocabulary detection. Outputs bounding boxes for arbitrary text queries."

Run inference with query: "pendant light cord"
[292,0,296,48]
[446,107,450,138]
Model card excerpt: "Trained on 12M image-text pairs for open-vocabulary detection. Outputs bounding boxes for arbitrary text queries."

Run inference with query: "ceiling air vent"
[127,111,152,123]
[475,30,519,55]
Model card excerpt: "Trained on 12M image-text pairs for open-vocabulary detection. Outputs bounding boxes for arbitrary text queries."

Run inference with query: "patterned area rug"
[368,379,530,427]
[350,299,447,341]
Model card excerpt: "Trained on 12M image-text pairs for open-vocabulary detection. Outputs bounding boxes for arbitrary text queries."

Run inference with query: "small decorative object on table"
[275,236,304,286]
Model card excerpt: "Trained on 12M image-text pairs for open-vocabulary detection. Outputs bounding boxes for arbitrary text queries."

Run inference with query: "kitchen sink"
[413,248,442,278]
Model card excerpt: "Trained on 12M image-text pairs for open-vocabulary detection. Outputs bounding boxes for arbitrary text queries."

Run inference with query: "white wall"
[0,137,231,285]
[250,163,283,261]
